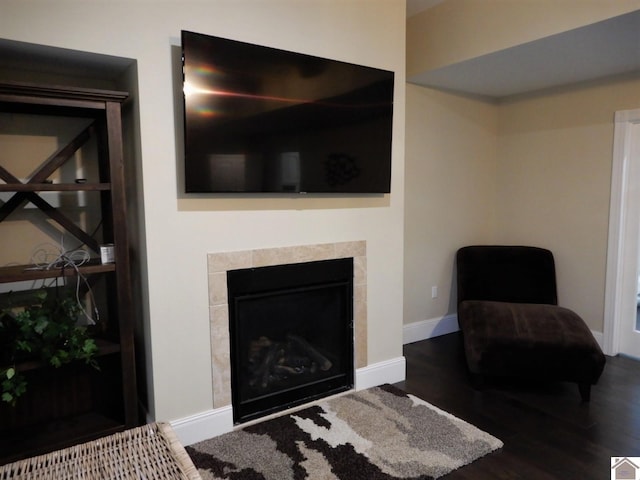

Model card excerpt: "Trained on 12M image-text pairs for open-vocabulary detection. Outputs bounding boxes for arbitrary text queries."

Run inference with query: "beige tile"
[213,367,232,408]
[294,243,336,263]
[210,304,229,345]
[209,272,228,306]
[354,284,368,368]
[335,240,366,258]
[353,256,367,286]
[211,304,232,408]
[208,250,253,273]
[252,246,296,267]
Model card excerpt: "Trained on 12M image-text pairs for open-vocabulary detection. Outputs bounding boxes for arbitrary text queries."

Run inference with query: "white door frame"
[603,109,640,356]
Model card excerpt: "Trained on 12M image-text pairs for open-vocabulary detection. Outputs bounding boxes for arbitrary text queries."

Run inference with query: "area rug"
[186,384,502,479]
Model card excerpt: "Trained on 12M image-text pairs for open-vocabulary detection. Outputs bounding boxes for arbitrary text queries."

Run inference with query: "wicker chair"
[0,422,202,480]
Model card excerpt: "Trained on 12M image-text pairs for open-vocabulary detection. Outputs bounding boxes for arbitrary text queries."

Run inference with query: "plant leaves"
[1,290,100,405]
[16,340,31,352]
[34,317,49,334]
[83,339,98,355]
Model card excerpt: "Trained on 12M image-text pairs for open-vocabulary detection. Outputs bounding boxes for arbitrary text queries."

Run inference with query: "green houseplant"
[0,289,99,405]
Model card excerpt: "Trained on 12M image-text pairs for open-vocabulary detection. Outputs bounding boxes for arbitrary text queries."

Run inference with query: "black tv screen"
[181,31,394,193]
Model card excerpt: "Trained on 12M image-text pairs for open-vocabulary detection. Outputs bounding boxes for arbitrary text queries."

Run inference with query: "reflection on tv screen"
[182,30,394,194]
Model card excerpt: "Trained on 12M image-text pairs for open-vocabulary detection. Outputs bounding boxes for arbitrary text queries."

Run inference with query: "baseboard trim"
[170,405,233,446]
[170,355,406,446]
[355,355,406,391]
[403,314,459,344]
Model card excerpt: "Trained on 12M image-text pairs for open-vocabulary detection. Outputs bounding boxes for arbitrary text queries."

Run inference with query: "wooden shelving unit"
[0,81,138,464]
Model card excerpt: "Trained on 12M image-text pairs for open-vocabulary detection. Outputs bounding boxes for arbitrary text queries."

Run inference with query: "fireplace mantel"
[207,241,367,409]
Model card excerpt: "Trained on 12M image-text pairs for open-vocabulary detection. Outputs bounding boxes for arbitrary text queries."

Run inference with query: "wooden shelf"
[0,261,115,283]
[0,82,129,117]
[0,81,139,461]
[4,339,122,374]
[0,81,128,104]
[0,183,110,192]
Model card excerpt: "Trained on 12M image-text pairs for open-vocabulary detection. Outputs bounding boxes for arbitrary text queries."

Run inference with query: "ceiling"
[407,8,640,99]
[0,4,637,100]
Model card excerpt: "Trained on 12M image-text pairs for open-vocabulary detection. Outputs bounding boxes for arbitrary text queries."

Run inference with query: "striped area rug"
[186,384,502,479]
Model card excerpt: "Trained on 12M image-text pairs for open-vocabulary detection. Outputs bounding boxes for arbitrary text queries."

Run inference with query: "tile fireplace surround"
[207,241,367,410]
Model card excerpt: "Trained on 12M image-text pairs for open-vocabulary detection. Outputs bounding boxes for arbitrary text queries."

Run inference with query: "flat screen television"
[181,30,394,194]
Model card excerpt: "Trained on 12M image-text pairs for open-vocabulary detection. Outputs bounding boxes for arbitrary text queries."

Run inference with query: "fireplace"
[207,241,367,421]
[227,259,354,423]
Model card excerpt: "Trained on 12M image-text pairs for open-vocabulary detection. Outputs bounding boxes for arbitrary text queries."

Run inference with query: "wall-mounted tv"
[181,31,394,194]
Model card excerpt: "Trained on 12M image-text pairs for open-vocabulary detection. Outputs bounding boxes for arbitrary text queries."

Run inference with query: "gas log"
[248,334,333,389]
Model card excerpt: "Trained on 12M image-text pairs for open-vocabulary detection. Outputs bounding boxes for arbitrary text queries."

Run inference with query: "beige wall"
[407,0,640,76]
[496,74,640,331]
[405,0,640,334]
[0,0,406,423]
[404,85,497,324]
[405,72,640,332]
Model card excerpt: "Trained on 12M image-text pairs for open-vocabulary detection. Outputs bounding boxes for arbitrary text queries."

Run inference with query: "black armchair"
[456,245,605,401]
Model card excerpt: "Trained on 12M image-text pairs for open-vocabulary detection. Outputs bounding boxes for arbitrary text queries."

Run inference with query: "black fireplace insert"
[227,258,354,424]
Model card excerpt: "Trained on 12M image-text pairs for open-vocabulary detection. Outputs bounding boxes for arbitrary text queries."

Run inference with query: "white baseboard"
[170,355,406,446]
[355,356,406,391]
[170,405,233,447]
[403,314,459,344]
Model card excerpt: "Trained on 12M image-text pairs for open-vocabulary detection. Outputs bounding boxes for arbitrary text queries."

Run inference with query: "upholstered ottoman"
[458,300,606,400]
[456,246,606,401]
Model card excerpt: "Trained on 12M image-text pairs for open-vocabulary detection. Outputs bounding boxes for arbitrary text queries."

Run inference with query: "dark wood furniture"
[455,245,605,402]
[0,82,138,464]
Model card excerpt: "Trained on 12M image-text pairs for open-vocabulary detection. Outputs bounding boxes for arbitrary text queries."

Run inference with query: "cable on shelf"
[26,239,100,325]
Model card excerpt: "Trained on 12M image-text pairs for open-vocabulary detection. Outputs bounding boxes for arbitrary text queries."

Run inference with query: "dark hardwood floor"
[396,332,640,479]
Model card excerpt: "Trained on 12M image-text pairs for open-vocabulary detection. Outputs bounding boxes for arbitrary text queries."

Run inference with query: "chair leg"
[578,383,591,402]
